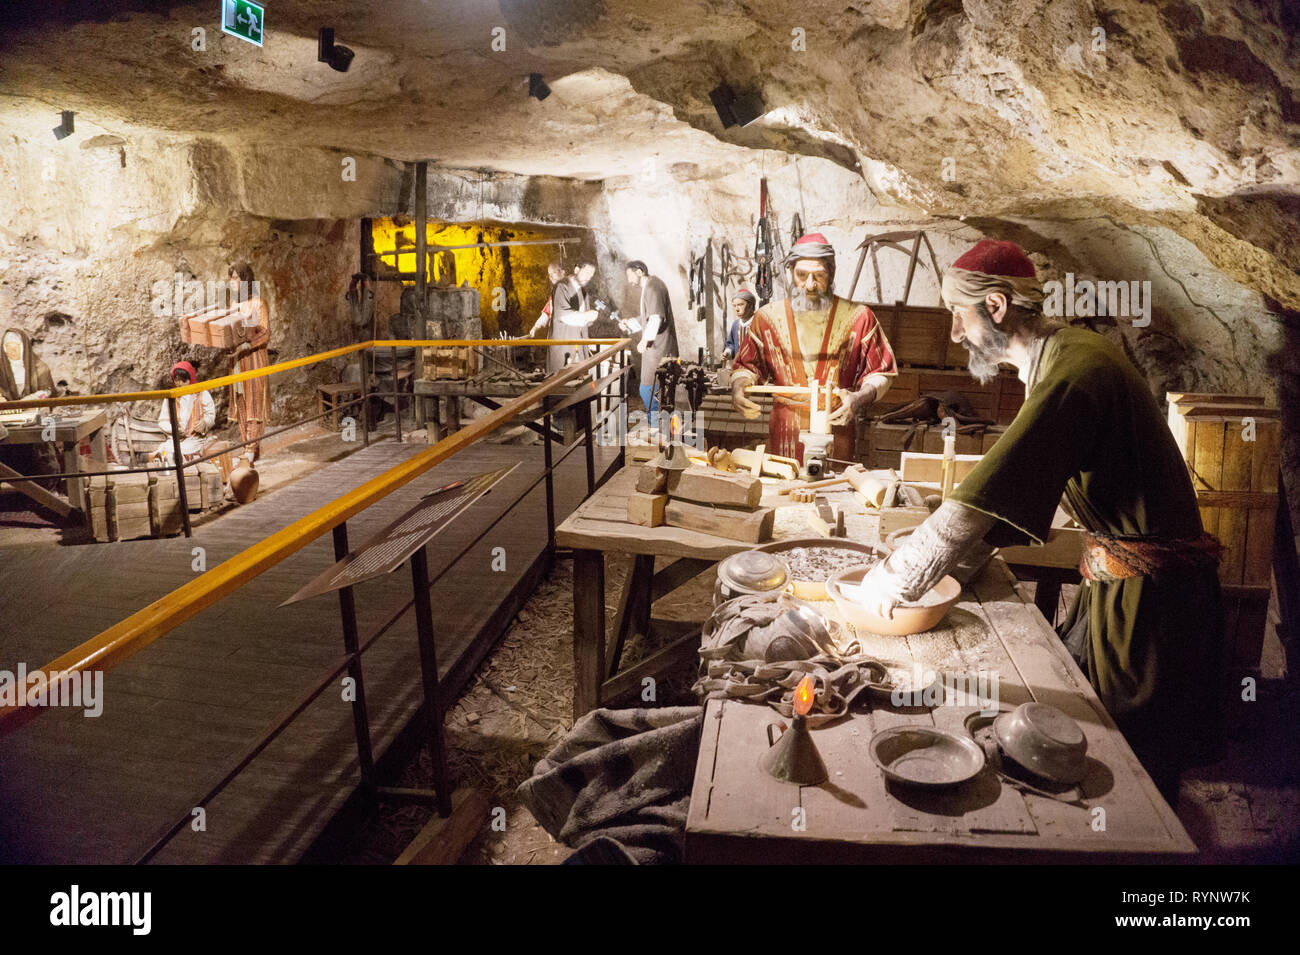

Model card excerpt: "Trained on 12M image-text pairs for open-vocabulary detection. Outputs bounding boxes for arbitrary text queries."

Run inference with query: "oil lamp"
[650,413,692,471]
[759,674,828,785]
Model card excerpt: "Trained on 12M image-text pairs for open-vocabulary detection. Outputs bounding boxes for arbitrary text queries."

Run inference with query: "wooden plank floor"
[0,435,619,864]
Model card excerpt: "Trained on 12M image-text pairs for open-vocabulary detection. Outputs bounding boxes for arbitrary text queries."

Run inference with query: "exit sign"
[221,0,264,47]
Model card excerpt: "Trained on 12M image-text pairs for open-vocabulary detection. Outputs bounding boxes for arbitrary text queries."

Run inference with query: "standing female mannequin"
[228,262,270,463]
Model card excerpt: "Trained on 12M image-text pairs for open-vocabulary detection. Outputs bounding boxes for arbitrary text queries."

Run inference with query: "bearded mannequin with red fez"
[854,237,1223,805]
[730,233,898,462]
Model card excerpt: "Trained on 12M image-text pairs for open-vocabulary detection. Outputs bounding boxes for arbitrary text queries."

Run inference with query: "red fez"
[950,239,1036,278]
[171,361,198,382]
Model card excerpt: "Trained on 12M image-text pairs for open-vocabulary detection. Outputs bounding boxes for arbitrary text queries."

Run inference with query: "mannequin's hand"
[732,380,761,419]
[828,385,876,427]
[855,559,902,620]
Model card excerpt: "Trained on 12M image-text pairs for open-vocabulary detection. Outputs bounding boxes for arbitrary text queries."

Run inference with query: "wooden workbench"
[0,410,107,522]
[556,462,1093,717]
[684,559,1196,863]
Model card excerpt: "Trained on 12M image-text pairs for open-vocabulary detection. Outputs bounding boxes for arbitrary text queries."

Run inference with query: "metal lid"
[718,550,788,593]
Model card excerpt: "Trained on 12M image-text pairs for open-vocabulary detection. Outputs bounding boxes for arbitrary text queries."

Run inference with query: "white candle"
[809,381,830,434]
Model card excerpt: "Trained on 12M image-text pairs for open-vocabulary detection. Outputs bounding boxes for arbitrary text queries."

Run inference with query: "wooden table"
[685,558,1196,863]
[0,410,107,521]
[556,462,896,719]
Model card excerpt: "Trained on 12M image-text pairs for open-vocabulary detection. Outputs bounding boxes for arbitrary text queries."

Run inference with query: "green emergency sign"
[221,0,265,47]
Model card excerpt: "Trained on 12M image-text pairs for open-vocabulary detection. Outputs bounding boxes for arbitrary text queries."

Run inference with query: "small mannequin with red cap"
[729,233,898,462]
[153,361,216,466]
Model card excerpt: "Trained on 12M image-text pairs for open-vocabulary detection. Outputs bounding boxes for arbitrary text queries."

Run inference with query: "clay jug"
[229,460,259,504]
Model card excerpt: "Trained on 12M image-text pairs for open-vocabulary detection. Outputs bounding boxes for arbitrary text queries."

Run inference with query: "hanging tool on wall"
[754,179,774,305]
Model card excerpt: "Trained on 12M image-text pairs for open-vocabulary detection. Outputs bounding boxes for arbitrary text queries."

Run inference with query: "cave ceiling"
[1,0,1297,306]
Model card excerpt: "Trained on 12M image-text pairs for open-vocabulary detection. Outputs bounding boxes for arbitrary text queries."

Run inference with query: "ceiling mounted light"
[528,73,551,101]
[318,27,355,73]
[53,111,74,141]
[709,83,765,128]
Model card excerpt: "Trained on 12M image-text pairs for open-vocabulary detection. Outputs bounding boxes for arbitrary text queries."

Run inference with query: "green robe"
[950,327,1222,791]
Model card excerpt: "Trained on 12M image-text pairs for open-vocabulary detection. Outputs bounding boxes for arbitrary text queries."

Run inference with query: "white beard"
[790,288,829,312]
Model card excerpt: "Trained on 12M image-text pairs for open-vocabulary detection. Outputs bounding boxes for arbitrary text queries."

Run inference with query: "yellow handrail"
[0,338,632,735]
[0,338,625,409]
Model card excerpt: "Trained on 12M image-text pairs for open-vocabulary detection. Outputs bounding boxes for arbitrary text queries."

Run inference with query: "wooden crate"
[183,464,224,511]
[872,304,967,369]
[1222,586,1273,671]
[1166,392,1280,588]
[421,346,480,380]
[866,368,1024,425]
[86,472,186,541]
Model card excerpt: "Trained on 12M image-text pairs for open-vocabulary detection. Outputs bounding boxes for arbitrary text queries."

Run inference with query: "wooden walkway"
[0,436,619,864]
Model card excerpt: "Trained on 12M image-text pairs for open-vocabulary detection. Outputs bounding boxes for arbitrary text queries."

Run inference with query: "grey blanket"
[516,706,703,865]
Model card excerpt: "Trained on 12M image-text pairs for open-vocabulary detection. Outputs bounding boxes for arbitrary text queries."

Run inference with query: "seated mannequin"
[152,361,216,466]
[0,328,56,402]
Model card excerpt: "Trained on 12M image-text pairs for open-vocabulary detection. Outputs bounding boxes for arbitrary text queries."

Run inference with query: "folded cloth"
[516,706,703,865]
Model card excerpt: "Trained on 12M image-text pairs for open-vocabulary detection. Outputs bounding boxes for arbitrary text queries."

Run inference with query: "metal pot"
[713,549,789,607]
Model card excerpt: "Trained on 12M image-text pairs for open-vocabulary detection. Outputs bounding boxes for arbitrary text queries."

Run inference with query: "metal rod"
[414,161,427,427]
[166,397,193,538]
[333,522,376,788]
[409,546,453,817]
[581,400,595,497]
[373,236,582,257]
[543,396,556,554]
[362,352,371,448]
[392,345,402,443]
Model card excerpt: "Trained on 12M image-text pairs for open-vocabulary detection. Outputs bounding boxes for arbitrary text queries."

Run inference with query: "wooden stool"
[318,382,362,432]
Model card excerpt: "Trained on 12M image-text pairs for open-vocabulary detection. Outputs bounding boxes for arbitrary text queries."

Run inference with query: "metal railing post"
[409,545,453,817]
[543,394,556,553]
[361,348,371,448]
[167,397,193,538]
[581,398,595,497]
[392,345,402,443]
[333,521,376,789]
[618,348,627,471]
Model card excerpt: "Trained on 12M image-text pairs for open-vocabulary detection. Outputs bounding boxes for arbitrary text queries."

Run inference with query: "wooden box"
[422,346,480,381]
[86,472,185,541]
[866,368,1024,426]
[872,304,967,369]
[207,313,250,349]
[183,464,224,511]
[1166,392,1280,589]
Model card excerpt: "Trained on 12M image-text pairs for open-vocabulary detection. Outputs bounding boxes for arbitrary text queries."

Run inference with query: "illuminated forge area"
[0,1,1297,868]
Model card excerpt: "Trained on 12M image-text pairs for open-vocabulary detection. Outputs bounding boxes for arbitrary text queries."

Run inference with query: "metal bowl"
[993,702,1088,784]
[713,550,789,607]
[826,565,961,636]
[869,726,986,786]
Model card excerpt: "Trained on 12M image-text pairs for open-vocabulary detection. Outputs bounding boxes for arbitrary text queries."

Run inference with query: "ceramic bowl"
[993,702,1088,784]
[826,565,961,636]
[869,726,986,786]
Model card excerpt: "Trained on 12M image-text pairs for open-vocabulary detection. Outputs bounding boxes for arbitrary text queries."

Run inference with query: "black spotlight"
[528,72,551,101]
[318,27,355,73]
[53,110,74,141]
[709,83,764,128]
[709,84,737,128]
